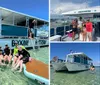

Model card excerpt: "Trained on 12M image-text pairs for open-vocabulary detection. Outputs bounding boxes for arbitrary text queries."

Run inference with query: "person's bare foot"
[0,63,6,66]
[17,70,22,73]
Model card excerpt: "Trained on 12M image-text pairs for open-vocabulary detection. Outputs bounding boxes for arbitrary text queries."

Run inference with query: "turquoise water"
[0,47,49,85]
[50,67,100,85]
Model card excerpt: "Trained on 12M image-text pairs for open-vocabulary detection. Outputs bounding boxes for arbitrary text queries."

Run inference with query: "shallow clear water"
[0,47,49,85]
[50,67,100,85]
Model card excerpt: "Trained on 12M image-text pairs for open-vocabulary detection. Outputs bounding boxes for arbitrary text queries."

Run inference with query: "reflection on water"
[0,47,49,85]
[50,67,100,85]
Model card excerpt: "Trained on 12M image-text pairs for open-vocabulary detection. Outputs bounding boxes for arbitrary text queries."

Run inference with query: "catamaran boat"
[65,52,92,71]
[51,56,67,71]
[50,6,100,41]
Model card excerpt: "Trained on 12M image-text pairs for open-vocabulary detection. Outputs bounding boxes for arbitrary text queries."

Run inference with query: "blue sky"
[0,0,49,20]
[50,43,100,66]
[51,0,100,14]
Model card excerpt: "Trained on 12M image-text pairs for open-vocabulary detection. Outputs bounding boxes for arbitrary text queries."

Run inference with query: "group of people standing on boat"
[0,42,32,72]
[71,17,93,41]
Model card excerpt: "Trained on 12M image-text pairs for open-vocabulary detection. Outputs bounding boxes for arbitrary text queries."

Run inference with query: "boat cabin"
[66,53,92,65]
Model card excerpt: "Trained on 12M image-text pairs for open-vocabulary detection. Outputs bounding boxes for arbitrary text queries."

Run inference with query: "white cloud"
[50,0,91,14]
[93,61,100,66]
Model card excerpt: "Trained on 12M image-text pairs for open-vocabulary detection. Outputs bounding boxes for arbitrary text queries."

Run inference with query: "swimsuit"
[4,47,10,56]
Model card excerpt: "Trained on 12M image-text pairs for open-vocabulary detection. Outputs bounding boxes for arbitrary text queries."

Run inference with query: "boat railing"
[50,25,72,37]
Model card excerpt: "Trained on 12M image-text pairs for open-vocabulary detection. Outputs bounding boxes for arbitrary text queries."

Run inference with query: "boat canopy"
[0,7,48,27]
[67,52,92,60]
[62,7,100,16]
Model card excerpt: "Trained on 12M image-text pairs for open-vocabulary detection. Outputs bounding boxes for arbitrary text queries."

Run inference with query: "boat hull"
[65,62,89,71]
[52,62,67,71]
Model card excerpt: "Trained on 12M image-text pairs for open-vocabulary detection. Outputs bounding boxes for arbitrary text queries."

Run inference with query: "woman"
[13,46,32,72]
[12,42,25,68]
[78,17,83,40]
[72,19,78,41]
[82,21,87,41]
[4,45,12,65]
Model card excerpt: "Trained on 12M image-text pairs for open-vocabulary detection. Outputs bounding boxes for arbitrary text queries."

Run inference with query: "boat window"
[84,57,88,64]
[74,55,80,63]
[67,55,74,62]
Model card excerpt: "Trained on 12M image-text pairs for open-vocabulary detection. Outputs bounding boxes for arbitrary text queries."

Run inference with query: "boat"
[0,7,49,49]
[50,7,100,41]
[51,56,67,71]
[23,59,49,85]
[65,52,92,71]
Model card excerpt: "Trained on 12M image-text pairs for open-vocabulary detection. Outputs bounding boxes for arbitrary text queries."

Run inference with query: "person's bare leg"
[12,56,17,68]
[89,34,92,41]
[7,55,12,66]
[0,55,6,65]
[72,32,75,41]
[4,55,7,64]
[18,60,23,72]
[13,61,20,70]
[0,56,2,65]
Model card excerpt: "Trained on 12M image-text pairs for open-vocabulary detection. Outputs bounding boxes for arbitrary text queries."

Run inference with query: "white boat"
[0,7,49,49]
[65,52,92,71]
[51,58,67,71]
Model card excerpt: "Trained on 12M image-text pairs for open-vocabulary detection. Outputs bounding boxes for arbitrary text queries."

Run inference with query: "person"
[29,31,34,39]
[12,42,25,68]
[86,19,93,41]
[12,46,32,72]
[72,19,78,41]
[82,24,87,41]
[78,17,83,39]
[28,20,35,38]
[4,44,12,65]
[0,47,5,65]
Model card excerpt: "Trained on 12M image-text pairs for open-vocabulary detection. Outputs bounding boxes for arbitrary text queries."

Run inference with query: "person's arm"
[9,49,12,55]
[91,23,93,31]
[25,50,30,57]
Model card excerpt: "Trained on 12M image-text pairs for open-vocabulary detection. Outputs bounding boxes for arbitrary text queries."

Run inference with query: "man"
[13,46,32,72]
[86,19,93,41]
[4,45,12,65]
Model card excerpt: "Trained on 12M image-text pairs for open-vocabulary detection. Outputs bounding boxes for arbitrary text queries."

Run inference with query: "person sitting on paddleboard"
[12,42,25,68]
[13,46,32,72]
[0,46,5,65]
[4,44,12,65]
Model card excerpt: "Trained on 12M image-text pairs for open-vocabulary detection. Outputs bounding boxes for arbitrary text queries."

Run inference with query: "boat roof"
[0,7,48,25]
[67,52,92,60]
[62,7,100,16]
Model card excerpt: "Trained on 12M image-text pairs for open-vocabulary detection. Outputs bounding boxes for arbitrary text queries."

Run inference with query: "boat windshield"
[67,55,74,63]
